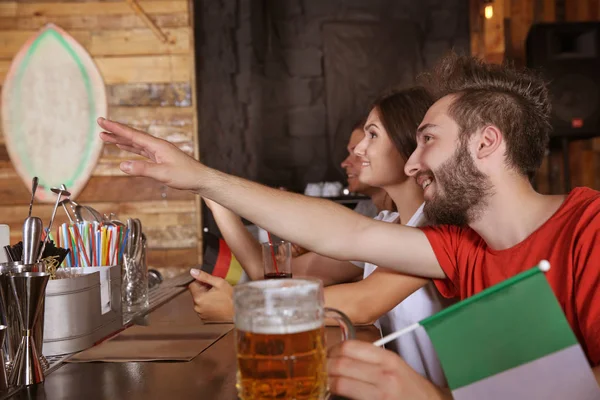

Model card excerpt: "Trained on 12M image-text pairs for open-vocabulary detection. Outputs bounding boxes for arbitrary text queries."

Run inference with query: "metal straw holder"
[8,272,50,387]
[0,262,46,376]
[0,325,8,392]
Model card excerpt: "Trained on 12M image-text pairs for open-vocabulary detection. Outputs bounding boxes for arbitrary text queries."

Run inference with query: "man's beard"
[423,140,493,226]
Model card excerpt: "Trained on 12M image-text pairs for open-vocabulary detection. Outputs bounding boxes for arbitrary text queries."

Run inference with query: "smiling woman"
[356,109,409,188]
[183,86,450,387]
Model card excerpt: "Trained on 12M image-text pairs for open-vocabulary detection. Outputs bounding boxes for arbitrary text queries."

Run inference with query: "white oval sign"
[2,23,107,203]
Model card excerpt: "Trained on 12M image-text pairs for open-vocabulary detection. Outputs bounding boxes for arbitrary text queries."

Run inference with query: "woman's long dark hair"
[372,86,434,160]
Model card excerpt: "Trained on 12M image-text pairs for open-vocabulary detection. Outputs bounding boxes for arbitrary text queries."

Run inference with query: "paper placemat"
[68,323,233,363]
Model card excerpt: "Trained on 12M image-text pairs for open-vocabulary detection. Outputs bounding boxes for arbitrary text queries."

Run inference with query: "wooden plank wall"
[0,0,200,278]
[469,0,600,194]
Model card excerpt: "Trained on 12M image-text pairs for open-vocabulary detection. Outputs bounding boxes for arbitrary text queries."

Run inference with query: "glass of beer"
[234,278,355,400]
[261,240,292,279]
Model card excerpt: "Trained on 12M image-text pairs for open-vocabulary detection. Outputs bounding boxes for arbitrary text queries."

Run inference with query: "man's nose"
[404,149,421,177]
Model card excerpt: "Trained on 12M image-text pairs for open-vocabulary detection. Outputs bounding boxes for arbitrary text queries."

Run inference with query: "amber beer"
[233,279,354,400]
[236,323,327,399]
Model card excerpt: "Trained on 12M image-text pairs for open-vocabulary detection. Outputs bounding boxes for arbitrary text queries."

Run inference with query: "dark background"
[194,0,470,192]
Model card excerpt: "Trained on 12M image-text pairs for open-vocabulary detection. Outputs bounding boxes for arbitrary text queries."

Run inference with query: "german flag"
[201,232,246,286]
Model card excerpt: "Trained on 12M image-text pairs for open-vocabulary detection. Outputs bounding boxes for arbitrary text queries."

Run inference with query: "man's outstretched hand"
[98,117,204,191]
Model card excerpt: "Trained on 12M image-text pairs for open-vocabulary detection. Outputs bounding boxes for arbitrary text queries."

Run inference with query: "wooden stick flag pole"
[373,322,420,347]
[373,260,552,348]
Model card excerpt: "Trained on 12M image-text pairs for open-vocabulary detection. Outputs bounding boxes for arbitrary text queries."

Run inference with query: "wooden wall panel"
[0,27,191,58]
[540,0,556,21]
[0,13,189,30]
[0,176,194,205]
[106,83,192,107]
[0,55,191,84]
[2,200,197,247]
[0,103,194,141]
[507,0,534,65]
[469,0,485,58]
[0,2,188,18]
[483,0,505,63]
[0,0,201,273]
[472,0,600,194]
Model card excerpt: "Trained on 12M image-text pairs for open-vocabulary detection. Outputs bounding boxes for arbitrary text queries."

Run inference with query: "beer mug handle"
[324,307,355,340]
[324,308,355,400]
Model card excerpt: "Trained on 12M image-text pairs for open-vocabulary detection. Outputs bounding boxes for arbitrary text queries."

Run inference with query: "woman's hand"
[188,269,235,322]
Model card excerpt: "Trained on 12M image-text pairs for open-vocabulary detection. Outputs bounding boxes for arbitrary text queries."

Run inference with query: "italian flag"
[376,261,600,399]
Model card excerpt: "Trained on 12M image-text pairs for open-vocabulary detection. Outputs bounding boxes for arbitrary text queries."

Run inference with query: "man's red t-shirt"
[421,187,600,366]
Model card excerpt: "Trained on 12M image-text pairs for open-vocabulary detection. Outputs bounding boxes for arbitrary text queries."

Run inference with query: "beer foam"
[244,278,321,294]
[234,279,324,334]
[236,319,322,335]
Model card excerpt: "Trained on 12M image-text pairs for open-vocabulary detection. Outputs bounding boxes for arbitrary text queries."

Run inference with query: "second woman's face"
[354,108,408,188]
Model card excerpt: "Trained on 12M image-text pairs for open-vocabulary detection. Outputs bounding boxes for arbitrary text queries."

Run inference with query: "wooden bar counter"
[8,291,381,400]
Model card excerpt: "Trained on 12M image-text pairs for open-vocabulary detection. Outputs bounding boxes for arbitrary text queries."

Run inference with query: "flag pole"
[373,322,420,347]
[372,260,551,348]
[538,259,550,272]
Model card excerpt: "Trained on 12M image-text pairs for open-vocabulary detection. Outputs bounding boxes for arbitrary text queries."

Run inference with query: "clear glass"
[233,278,355,400]
[121,254,148,313]
[261,241,292,279]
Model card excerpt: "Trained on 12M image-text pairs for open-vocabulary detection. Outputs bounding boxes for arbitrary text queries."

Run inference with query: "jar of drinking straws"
[56,216,148,313]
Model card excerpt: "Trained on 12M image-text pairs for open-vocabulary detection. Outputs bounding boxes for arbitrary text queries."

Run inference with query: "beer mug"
[233,278,355,400]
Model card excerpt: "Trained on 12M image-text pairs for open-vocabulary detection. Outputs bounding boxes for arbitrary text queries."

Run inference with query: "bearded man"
[96,52,600,398]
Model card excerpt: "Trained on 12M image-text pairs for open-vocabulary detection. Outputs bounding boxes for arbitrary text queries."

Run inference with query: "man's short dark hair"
[421,53,552,177]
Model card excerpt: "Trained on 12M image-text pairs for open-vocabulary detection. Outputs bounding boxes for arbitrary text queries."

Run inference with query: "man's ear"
[475,125,503,159]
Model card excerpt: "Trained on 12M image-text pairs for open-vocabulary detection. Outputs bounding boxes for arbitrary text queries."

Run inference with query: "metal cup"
[0,325,8,391]
[0,262,46,374]
[9,272,50,386]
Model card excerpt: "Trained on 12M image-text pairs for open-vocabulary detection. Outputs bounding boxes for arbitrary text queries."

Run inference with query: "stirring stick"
[27,177,38,218]
[266,232,280,274]
[39,185,70,262]
[73,225,91,267]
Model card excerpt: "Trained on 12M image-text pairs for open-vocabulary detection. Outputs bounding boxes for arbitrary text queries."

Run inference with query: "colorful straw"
[57,222,129,268]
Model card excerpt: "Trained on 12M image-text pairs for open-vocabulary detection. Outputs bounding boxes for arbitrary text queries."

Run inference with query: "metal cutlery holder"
[0,262,46,374]
[42,266,122,356]
[9,272,50,387]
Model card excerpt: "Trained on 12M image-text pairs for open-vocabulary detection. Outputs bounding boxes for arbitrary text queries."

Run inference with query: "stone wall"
[196,0,470,192]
